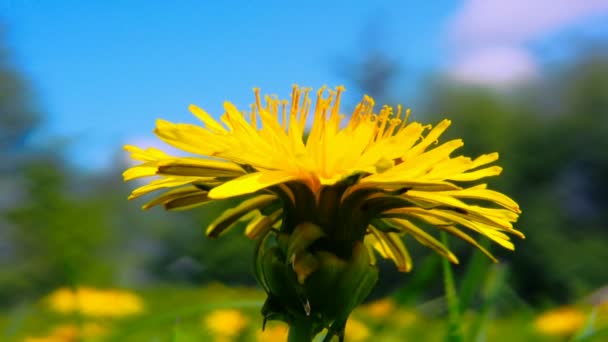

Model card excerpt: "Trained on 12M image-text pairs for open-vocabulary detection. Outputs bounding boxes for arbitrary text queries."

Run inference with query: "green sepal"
[276,232,290,255]
[323,242,378,341]
[303,251,348,321]
[253,232,271,293]
[369,217,403,233]
[286,222,326,262]
[206,194,278,238]
[363,195,414,215]
[292,252,320,284]
[261,295,288,327]
[262,246,310,318]
[246,209,283,239]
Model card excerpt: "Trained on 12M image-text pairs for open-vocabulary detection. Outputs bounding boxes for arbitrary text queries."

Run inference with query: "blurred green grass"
[2,283,607,342]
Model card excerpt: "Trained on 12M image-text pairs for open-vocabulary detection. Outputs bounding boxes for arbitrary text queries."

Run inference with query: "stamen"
[299,88,312,127]
[313,86,328,128]
[330,86,344,120]
[376,106,392,140]
[254,88,263,113]
[281,99,288,130]
[264,95,272,113]
[271,95,280,120]
[397,107,411,131]
[290,84,299,121]
[300,95,311,128]
[249,104,257,130]
[323,91,335,124]
[383,118,401,138]
[361,95,375,120]
[348,102,364,131]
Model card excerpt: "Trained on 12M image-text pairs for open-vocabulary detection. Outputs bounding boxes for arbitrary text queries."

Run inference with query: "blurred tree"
[0,26,39,165]
[0,24,42,304]
[334,19,399,103]
[423,48,608,304]
[0,26,114,304]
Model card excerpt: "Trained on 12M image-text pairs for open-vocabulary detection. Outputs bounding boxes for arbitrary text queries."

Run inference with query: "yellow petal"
[189,104,227,133]
[436,225,497,263]
[209,170,300,199]
[245,209,283,239]
[400,119,451,160]
[387,218,459,264]
[157,158,245,178]
[154,119,225,155]
[395,208,517,250]
[448,166,503,182]
[365,233,389,259]
[123,163,157,181]
[470,153,499,169]
[368,225,412,272]
[142,186,206,210]
[128,176,206,200]
[164,193,212,211]
[124,145,169,161]
[356,177,461,191]
[390,139,464,178]
[440,185,521,213]
[206,194,278,238]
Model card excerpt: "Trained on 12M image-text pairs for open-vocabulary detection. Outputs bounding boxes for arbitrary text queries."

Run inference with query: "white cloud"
[447,46,539,87]
[448,0,608,47]
[444,0,608,87]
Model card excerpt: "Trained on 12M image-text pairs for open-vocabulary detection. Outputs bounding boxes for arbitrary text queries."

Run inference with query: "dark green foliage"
[422,50,608,304]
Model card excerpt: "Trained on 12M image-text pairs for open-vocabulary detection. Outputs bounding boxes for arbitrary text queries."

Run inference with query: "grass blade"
[441,232,464,342]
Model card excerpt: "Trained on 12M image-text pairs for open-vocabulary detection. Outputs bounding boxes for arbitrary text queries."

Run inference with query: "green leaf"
[458,239,492,313]
[467,264,508,342]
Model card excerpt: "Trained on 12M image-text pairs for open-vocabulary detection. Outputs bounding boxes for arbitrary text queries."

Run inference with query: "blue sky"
[2,1,607,170]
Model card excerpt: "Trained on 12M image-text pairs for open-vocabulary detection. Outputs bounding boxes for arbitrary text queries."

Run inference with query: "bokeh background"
[1,1,608,341]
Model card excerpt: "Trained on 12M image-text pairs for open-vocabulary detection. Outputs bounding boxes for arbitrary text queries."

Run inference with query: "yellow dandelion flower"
[391,309,417,326]
[24,323,107,342]
[344,318,371,342]
[46,287,144,318]
[125,85,521,270]
[361,298,395,319]
[204,309,249,339]
[46,288,77,314]
[124,85,522,340]
[256,323,289,342]
[534,306,587,337]
[24,335,68,342]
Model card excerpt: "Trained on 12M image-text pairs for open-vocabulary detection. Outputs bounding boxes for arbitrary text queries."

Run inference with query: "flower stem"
[288,318,315,342]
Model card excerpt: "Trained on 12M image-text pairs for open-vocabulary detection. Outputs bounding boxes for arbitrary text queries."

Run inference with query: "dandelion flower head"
[124,85,523,270]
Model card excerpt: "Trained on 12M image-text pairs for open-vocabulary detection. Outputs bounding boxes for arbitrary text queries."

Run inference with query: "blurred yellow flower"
[534,306,587,337]
[204,309,248,339]
[24,323,106,342]
[361,298,395,319]
[46,287,144,318]
[391,309,417,326]
[256,324,289,342]
[344,318,371,342]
